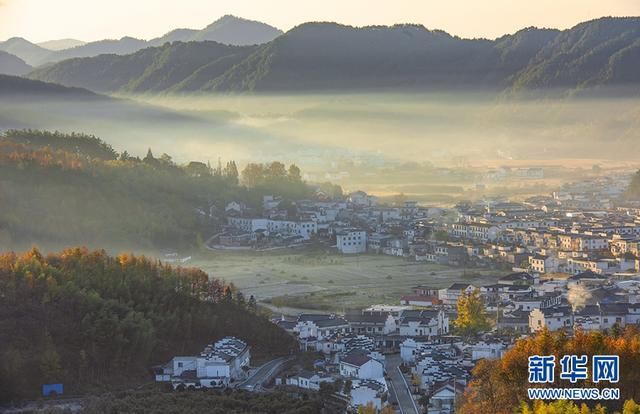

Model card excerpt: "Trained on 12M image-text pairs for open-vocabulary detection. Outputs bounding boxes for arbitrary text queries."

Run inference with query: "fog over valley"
[4,8,640,412]
[2,90,639,194]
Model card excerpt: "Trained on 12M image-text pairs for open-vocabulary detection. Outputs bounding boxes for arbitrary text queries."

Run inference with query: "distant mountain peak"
[148,15,282,47]
[218,14,244,21]
[0,37,51,66]
[4,37,36,45]
[38,38,86,51]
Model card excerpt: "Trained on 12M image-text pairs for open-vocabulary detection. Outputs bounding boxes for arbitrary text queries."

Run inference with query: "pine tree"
[144,148,155,163]
[223,286,233,302]
[236,291,245,306]
[247,295,257,313]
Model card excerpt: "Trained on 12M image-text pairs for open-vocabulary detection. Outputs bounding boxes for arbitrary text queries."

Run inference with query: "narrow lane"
[387,354,419,414]
[238,356,292,391]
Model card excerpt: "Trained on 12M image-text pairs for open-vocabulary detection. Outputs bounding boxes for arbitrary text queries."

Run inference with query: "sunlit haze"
[1,0,640,42]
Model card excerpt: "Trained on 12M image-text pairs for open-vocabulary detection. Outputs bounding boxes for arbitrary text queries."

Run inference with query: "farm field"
[189,249,507,313]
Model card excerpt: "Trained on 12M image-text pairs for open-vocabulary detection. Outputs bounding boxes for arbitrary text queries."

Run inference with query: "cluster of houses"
[271,304,484,412]
[219,175,640,275]
[269,304,515,413]
[267,263,640,412]
[200,175,640,411]
[154,337,251,390]
[218,190,446,252]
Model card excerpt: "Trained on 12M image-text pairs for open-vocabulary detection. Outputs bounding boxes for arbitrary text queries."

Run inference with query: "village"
[156,172,640,413]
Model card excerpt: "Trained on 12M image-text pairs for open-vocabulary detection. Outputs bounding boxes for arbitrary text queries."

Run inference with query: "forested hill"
[29,41,258,94]
[27,17,640,94]
[0,51,32,76]
[0,129,325,251]
[0,247,296,402]
[624,170,640,200]
[0,74,101,99]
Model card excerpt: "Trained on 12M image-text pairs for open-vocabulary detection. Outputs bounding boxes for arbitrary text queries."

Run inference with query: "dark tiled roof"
[569,271,607,280]
[599,303,630,314]
[315,318,349,328]
[500,272,534,281]
[448,283,471,291]
[345,313,388,324]
[341,351,372,367]
[298,314,334,322]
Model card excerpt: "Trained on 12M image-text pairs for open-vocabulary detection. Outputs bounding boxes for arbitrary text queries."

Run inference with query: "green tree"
[241,163,265,187]
[223,285,234,302]
[343,379,352,394]
[144,148,155,163]
[266,162,287,179]
[288,164,302,182]
[236,291,246,307]
[247,295,257,313]
[433,230,449,242]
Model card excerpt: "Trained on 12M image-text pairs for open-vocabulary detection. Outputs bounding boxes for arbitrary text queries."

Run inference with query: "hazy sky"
[1,0,639,43]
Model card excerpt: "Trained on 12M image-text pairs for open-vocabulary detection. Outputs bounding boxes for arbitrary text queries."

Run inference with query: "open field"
[189,249,507,312]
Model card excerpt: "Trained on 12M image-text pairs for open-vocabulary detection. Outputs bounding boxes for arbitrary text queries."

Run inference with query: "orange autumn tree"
[0,247,296,402]
[458,327,640,414]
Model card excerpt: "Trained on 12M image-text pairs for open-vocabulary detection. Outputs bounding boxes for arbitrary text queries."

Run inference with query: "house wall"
[337,231,367,254]
[351,387,381,410]
[359,360,384,380]
[172,357,197,376]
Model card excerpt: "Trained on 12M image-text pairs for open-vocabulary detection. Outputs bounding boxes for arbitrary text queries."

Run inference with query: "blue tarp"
[42,383,63,397]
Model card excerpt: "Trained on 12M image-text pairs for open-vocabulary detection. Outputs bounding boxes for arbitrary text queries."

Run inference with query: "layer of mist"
[2,91,639,197]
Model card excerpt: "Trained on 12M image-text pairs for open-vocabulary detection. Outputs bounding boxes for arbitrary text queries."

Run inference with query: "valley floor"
[189,250,505,312]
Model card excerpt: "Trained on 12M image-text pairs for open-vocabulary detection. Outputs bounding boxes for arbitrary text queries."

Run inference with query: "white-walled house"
[399,316,440,338]
[340,352,384,380]
[285,371,333,391]
[529,254,560,273]
[336,229,367,254]
[450,222,500,242]
[427,380,465,414]
[228,217,317,240]
[468,341,507,361]
[400,338,438,363]
[155,337,250,389]
[438,283,476,306]
[350,380,387,411]
[294,316,351,341]
[345,312,397,336]
[398,309,449,338]
[529,307,573,332]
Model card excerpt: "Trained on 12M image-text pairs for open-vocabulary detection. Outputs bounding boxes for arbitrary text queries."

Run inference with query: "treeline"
[625,170,640,200]
[0,247,296,402]
[241,161,311,205]
[459,327,640,414]
[0,130,339,250]
[3,129,118,161]
[80,389,324,414]
[519,399,640,414]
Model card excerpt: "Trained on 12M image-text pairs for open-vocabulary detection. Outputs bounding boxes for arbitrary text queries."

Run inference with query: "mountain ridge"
[23,16,640,95]
[0,51,32,76]
[0,73,103,99]
[0,37,51,66]
[1,15,282,66]
[151,14,283,46]
[37,38,86,51]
